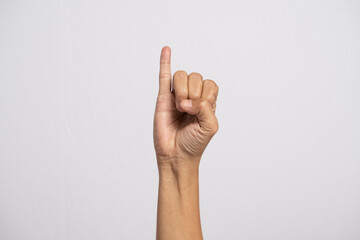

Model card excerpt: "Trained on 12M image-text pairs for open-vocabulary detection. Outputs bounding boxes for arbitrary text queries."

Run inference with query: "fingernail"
[181,99,192,108]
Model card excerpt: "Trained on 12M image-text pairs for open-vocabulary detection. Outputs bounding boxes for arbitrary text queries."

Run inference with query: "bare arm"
[153,46,219,240]
[157,160,202,239]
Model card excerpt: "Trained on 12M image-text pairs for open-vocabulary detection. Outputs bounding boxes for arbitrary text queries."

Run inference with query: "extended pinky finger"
[158,46,172,94]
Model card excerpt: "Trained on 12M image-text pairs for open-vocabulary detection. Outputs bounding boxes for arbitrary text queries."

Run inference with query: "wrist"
[157,154,200,173]
[157,154,200,187]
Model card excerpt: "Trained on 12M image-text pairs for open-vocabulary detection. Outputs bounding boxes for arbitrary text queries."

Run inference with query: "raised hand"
[153,46,219,167]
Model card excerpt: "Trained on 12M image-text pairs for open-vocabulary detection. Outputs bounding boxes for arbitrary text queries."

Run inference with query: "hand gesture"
[153,46,219,166]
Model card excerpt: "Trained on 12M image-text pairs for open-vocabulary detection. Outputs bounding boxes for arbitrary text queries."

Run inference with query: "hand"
[153,46,219,167]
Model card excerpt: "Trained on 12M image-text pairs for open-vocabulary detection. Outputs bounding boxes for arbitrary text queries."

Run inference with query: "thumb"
[180,98,219,135]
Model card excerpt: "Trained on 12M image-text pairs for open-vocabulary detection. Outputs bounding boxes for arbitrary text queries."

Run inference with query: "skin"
[153,46,219,240]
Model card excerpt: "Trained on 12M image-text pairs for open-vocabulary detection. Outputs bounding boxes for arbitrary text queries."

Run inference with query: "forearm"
[156,157,203,240]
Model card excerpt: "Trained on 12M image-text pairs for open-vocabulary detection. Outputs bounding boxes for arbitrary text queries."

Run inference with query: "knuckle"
[203,79,218,89]
[189,72,203,79]
[174,70,187,78]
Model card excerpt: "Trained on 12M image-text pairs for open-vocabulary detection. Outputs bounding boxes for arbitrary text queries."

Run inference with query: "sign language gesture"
[154,46,219,240]
[153,46,219,166]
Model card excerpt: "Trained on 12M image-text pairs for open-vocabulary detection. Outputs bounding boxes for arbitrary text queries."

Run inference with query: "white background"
[1,0,360,239]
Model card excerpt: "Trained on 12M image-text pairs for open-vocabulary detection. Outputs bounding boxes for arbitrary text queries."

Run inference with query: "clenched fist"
[153,46,219,167]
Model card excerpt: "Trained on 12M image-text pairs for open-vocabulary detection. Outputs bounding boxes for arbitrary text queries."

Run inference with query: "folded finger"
[173,70,188,111]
